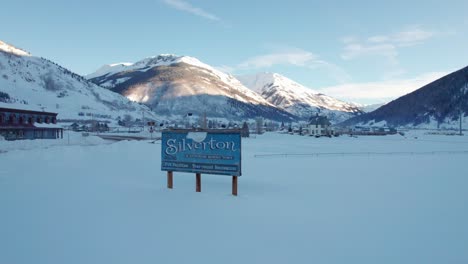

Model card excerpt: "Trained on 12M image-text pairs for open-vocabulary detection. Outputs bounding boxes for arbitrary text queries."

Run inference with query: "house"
[0,107,63,140]
[308,114,333,137]
[70,122,80,131]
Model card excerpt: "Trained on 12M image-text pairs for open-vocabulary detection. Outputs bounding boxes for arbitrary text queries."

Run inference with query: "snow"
[237,72,362,121]
[87,54,270,106]
[238,72,319,94]
[86,55,202,79]
[0,41,30,57]
[87,55,223,82]
[0,41,157,123]
[1,132,468,263]
[357,114,468,130]
[354,102,386,113]
[100,77,132,88]
[0,131,108,152]
[33,123,62,129]
[84,63,133,79]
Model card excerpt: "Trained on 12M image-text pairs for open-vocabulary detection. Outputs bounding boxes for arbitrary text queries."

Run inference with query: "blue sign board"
[161,130,242,176]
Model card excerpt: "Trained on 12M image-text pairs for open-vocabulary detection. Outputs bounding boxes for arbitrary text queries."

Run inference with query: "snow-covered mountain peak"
[238,72,362,122]
[86,55,295,120]
[238,72,320,95]
[86,63,133,79]
[0,40,30,57]
[87,54,267,104]
[137,55,226,77]
[109,62,133,67]
[352,102,386,113]
[87,54,222,80]
[133,54,179,67]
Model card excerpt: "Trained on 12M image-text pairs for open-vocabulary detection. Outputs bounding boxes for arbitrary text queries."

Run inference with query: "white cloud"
[318,71,449,103]
[367,35,389,43]
[381,69,407,80]
[237,50,317,69]
[368,27,435,47]
[226,48,351,83]
[341,26,436,63]
[311,60,352,84]
[341,36,358,44]
[162,0,220,21]
[390,27,435,46]
[342,43,399,64]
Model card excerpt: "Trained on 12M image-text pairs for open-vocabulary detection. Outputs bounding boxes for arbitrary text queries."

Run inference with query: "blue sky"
[3,0,468,104]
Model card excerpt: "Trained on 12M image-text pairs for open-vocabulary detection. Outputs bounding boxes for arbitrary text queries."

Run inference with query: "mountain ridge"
[237,72,363,123]
[339,65,468,128]
[87,55,295,121]
[0,40,157,122]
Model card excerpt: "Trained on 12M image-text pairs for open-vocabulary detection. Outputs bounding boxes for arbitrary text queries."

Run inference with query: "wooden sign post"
[232,176,238,196]
[167,171,173,189]
[196,173,201,192]
[161,129,242,196]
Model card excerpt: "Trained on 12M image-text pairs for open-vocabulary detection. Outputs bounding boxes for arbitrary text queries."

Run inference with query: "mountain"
[237,73,362,123]
[340,66,468,128]
[357,103,386,113]
[0,40,157,123]
[87,55,295,121]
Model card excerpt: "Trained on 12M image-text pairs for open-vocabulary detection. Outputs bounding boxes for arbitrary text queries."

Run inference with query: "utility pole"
[460,106,463,136]
[203,111,207,129]
[142,111,145,132]
[186,112,193,129]
[460,83,467,136]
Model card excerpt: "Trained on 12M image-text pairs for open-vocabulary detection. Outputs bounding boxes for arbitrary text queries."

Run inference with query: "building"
[0,107,63,140]
[348,126,397,136]
[69,122,81,131]
[308,114,333,137]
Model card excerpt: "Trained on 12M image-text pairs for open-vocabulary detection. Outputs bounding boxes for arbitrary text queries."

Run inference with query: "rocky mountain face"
[340,66,468,128]
[237,72,363,123]
[0,40,156,122]
[87,55,295,121]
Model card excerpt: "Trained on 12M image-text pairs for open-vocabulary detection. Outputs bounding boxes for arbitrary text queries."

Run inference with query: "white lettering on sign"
[165,137,237,155]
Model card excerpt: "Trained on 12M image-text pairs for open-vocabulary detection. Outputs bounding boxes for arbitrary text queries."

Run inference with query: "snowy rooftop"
[34,122,62,129]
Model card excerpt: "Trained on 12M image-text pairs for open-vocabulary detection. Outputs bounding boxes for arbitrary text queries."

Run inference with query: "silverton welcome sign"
[161,129,242,176]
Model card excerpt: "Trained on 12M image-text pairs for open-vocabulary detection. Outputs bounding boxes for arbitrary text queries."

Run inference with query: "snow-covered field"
[1,132,468,264]
[0,131,109,152]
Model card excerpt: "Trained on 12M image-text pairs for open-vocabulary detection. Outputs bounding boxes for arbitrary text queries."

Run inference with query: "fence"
[254,150,468,158]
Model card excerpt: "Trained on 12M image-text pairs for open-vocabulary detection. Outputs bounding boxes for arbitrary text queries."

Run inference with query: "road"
[96,134,161,141]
